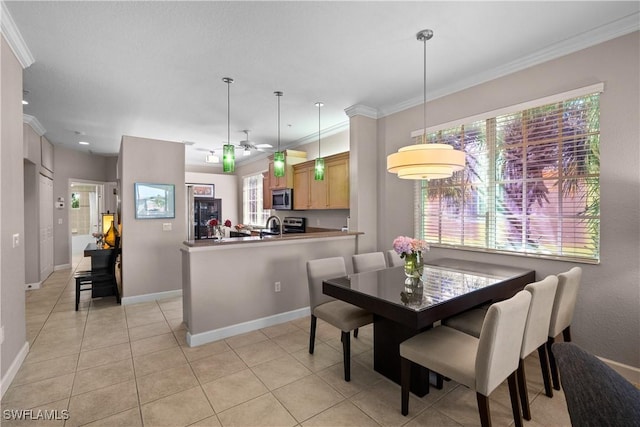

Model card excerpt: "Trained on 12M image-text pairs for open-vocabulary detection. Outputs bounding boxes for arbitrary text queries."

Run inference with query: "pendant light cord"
[276,92,282,152]
[318,104,321,158]
[423,33,427,144]
[227,80,231,145]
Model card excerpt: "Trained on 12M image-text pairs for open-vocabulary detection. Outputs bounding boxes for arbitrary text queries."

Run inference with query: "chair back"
[475,290,531,396]
[521,275,558,358]
[306,257,347,311]
[353,252,386,273]
[386,250,403,267]
[548,267,582,337]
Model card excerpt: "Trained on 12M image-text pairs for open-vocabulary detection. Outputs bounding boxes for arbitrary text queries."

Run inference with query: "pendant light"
[222,77,235,173]
[205,150,219,164]
[314,102,325,181]
[387,30,465,180]
[273,91,285,178]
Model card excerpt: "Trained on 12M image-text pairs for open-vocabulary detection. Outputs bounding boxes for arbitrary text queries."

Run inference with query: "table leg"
[373,314,431,397]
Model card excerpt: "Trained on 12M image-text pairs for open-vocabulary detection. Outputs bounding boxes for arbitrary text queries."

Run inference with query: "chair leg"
[547,336,561,390]
[562,326,572,342]
[401,357,411,416]
[435,373,444,389]
[309,315,317,354]
[341,331,351,382]
[516,359,531,421]
[508,371,524,427]
[354,328,358,338]
[537,344,553,397]
[476,393,491,427]
[75,279,80,311]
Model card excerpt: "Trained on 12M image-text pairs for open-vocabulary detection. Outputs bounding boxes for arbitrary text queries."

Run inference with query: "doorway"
[69,181,104,266]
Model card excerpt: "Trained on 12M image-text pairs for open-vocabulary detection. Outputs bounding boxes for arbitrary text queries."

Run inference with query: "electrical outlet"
[12,233,19,248]
[0,326,4,345]
[274,281,281,292]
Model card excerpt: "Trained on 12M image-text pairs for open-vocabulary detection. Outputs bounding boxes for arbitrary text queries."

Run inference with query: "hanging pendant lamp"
[273,91,285,178]
[314,102,325,181]
[222,77,235,173]
[387,30,465,180]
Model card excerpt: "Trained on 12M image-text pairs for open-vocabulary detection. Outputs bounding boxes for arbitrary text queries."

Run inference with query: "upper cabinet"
[292,151,349,210]
[263,149,307,209]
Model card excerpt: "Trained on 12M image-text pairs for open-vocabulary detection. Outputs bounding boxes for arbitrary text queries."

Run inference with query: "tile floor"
[1,257,572,426]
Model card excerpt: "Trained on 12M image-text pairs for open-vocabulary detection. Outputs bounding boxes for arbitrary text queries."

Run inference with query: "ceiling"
[5,1,639,167]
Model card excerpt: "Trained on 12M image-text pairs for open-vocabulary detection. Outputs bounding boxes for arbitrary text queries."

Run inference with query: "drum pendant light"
[314,102,325,181]
[222,77,235,173]
[273,91,285,178]
[387,30,465,180]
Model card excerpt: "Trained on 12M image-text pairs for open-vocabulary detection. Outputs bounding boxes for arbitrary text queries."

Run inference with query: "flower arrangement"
[208,218,218,228]
[224,219,232,227]
[393,236,429,259]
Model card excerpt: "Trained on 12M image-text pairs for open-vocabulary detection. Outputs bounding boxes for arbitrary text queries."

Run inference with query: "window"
[71,192,80,209]
[243,172,270,226]
[416,85,601,263]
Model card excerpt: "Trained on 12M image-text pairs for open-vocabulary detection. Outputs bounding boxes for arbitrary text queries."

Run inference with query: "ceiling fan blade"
[255,143,273,149]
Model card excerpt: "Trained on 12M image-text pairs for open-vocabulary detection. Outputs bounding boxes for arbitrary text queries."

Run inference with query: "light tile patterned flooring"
[2,257,572,426]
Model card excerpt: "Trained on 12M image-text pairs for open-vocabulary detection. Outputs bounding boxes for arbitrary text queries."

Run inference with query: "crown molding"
[1,2,35,69]
[344,104,379,119]
[23,114,46,136]
[379,12,640,118]
[287,120,350,147]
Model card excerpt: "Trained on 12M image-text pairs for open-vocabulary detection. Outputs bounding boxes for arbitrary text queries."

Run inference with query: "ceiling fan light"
[243,147,251,156]
[205,153,219,164]
[223,144,235,172]
[273,151,285,177]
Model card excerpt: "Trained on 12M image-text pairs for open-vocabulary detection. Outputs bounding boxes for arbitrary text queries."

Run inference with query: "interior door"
[39,174,54,280]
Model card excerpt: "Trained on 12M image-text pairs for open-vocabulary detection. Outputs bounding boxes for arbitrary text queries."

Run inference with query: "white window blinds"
[242,173,270,226]
[416,86,601,263]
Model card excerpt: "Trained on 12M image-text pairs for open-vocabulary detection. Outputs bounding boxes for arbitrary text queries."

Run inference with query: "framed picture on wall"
[134,183,176,219]
[192,184,214,198]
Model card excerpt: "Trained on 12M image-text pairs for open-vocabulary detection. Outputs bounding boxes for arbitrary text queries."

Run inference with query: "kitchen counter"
[183,230,363,249]
[180,229,362,347]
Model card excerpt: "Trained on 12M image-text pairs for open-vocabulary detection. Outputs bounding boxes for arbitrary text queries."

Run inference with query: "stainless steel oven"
[272,188,293,210]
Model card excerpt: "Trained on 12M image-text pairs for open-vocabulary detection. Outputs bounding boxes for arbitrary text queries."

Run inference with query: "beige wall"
[375,32,640,368]
[120,136,185,298]
[1,36,27,385]
[52,146,116,267]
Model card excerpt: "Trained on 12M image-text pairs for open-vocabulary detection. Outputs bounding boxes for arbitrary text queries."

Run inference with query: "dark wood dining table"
[323,258,535,396]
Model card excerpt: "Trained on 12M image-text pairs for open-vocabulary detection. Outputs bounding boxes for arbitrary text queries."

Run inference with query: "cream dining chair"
[385,249,403,267]
[352,252,387,273]
[442,276,559,420]
[306,257,373,381]
[547,266,582,390]
[400,290,531,427]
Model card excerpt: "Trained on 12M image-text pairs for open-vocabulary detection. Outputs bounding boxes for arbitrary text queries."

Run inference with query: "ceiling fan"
[237,130,273,153]
[200,130,273,163]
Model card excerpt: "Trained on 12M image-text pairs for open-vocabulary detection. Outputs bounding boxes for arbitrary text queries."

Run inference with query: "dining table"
[323,257,535,396]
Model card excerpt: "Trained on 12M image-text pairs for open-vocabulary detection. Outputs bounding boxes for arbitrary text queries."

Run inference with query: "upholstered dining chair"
[352,252,387,273]
[547,266,582,390]
[306,257,373,381]
[400,290,531,427]
[443,276,559,420]
[385,249,403,267]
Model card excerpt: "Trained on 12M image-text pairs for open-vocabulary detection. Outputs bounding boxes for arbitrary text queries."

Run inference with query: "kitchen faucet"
[263,215,283,238]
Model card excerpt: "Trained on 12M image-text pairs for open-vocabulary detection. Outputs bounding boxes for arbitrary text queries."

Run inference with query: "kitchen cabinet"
[293,152,349,210]
[263,150,306,209]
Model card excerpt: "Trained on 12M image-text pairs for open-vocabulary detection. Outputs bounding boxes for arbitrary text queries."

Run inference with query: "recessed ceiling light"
[78,141,90,145]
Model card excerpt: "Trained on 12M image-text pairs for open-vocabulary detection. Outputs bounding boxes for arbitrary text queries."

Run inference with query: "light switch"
[12,233,19,248]
[58,218,63,225]
[162,223,172,231]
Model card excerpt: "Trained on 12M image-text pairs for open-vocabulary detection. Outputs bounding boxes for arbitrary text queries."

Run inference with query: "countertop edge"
[181,231,363,252]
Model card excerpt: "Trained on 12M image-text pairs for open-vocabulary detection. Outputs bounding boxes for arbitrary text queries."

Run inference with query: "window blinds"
[416,88,601,263]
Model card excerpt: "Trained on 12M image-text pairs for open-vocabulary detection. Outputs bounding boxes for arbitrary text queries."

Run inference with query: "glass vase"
[404,251,424,279]
[104,220,119,248]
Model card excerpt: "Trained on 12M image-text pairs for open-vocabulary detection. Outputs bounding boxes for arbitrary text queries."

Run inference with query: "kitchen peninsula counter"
[181,230,362,347]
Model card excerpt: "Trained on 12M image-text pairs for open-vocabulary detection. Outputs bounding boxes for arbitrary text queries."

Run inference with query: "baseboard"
[121,289,183,306]
[25,281,42,290]
[1,341,29,398]
[54,264,71,271]
[187,307,311,347]
[599,356,640,386]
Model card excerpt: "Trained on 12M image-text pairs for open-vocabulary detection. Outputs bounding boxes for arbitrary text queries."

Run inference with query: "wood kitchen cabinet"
[263,150,306,209]
[292,152,349,210]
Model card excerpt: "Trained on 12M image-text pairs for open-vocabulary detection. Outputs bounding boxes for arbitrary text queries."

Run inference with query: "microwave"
[272,188,293,210]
